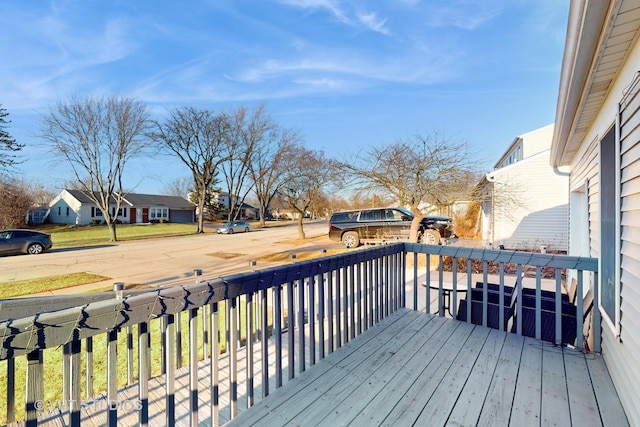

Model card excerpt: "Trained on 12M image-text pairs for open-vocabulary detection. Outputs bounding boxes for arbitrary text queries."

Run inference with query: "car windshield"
[223,222,233,226]
[396,207,414,218]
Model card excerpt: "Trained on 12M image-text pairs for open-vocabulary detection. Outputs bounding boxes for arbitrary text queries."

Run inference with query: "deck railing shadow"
[0,243,598,426]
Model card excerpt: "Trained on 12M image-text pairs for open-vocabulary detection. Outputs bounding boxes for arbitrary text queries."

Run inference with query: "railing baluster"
[349,264,355,340]
[246,293,254,408]
[175,311,182,369]
[25,349,43,427]
[576,272,585,351]
[327,271,334,353]
[211,302,220,426]
[343,266,350,343]
[335,270,342,349]
[160,316,167,375]
[535,267,542,340]
[466,258,473,322]
[203,304,209,360]
[165,314,176,427]
[482,260,489,327]
[127,325,134,384]
[452,257,458,319]
[63,342,70,404]
[138,322,149,427]
[309,277,316,366]
[107,329,118,427]
[274,285,282,387]
[555,268,563,346]
[368,258,374,327]
[318,273,325,359]
[69,339,81,426]
[229,298,238,419]
[356,261,362,335]
[85,336,93,399]
[362,261,368,331]
[514,264,523,335]
[260,289,269,398]
[287,281,295,380]
[189,307,200,425]
[426,253,431,314]
[298,278,306,373]
[498,262,505,331]
[6,357,15,423]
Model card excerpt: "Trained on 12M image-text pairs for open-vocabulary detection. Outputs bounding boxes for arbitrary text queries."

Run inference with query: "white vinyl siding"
[612,70,640,421]
[488,150,569,251]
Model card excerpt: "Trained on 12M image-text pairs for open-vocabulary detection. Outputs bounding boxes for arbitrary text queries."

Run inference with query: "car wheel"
[245,227,249,233]
[420,229,441,245]
[343,231,360,249]
[27,243,44,254]
[229,229,234,234]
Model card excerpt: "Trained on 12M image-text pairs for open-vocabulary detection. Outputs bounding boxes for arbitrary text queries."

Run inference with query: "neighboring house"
[479,124,569,251]
[49,189,196,225]
[551,1,640,424]
[217,193,260,220]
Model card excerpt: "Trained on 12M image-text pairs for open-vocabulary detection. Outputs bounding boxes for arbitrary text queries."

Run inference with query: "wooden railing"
[0,243,598,426]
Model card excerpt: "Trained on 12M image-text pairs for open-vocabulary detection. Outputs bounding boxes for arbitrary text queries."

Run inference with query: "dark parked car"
[216,220,251,234]
[328,207,454,248]
[0,229,53,255]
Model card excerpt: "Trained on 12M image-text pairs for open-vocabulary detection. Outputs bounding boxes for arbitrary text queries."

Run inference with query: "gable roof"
[64,189,194,210]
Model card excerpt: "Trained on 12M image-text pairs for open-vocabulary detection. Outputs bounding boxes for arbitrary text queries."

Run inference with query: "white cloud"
[357,12,390,35]
[277,0,350,24]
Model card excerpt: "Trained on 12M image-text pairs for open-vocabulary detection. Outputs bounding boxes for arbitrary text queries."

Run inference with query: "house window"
[149,207,169,220]
[58,207,61,216]
[66,207,69,216]
[599,126,617,325]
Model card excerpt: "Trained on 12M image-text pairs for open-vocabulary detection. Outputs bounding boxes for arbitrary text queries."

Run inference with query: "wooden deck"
[227,309,627,427]
[15,309,627,427]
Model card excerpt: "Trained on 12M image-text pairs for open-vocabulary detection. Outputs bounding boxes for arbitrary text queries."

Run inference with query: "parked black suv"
[328,207,454,248]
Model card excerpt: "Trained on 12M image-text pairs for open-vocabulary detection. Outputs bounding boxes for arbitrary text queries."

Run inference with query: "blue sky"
[1,0,569,195]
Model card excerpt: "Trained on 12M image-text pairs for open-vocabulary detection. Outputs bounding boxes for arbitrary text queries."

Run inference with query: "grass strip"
[0,273,111,298]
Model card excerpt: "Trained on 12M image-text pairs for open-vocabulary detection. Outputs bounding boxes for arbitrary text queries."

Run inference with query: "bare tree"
[40,96,150,241]
[219,104,271,221]
[250,125,301,226]
[280,147,340,239]
[0,105,24,174]
[151,107,229,233]
[0,179,33,228]
[342,132,479,242]
[163,176,192,199]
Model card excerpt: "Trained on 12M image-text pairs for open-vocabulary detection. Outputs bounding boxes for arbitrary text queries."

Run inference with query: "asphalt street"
[0,221,333,295]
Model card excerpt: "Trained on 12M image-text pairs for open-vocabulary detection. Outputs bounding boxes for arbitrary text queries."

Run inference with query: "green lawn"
[44,222,201,248]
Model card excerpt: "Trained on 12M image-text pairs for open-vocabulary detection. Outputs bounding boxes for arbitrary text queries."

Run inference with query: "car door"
[358,209,385,239]
[0,231,13,254]
[0,231,20,255]
[382,209,413,240]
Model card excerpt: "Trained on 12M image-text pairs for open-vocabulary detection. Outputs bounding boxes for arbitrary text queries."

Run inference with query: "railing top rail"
[404,243,598,271]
